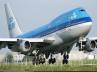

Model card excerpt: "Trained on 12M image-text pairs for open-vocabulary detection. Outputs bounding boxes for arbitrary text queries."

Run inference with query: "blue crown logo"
[8,17,15,30]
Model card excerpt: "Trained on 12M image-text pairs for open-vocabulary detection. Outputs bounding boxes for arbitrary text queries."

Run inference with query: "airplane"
[0,3,97,64]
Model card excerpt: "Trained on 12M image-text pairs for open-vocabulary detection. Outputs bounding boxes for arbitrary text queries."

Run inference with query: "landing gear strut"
[62,53,69,64]
[38,54,46,64]
[32,53,46,65]
[48,54,56,64]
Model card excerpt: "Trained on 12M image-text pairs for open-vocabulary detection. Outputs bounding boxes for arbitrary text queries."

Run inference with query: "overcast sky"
[0,0,97,37]
[0,0,97,54]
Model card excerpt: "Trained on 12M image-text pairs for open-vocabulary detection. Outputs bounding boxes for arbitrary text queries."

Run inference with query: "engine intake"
[76,38,97,52]
[17,39,31,52]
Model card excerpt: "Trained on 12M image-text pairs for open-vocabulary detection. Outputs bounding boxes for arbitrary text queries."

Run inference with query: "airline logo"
[70,12,77,20]
[8,17,15,30]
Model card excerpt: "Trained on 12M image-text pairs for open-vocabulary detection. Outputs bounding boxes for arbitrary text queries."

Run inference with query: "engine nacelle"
[76,38,97,52]
[90,41,97,48]
[17,39,31,52]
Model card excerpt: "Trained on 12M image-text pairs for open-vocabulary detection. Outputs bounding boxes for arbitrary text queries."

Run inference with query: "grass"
[69,59,97,66]
[0,59,97,72]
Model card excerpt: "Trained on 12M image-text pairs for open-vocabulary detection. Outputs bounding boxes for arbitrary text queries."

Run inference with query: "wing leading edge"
[0,37,55,49]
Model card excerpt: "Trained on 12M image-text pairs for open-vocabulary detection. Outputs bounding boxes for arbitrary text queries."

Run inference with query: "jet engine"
[17,39,31,52]
[76,38,97,52]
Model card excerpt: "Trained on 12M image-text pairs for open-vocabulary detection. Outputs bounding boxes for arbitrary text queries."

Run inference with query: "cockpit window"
[80,9,85,11]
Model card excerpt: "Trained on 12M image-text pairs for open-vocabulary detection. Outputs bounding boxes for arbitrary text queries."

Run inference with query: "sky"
[0,0,97,37]
[0,0,97,54]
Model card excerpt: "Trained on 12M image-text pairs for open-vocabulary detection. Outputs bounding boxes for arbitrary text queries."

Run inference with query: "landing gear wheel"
[39,58,45,64]
[32,54,46,65]
[48,54,56,64]
[62,59,68,64]
[48,58,56,64]
[66,54,69,59]
[62,53,69,64]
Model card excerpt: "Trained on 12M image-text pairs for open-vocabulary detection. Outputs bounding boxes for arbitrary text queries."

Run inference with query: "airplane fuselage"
[17,8,92,54]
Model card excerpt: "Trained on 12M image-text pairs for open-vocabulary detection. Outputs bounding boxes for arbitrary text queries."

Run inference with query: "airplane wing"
[23,37,55,43]
[23,37,55,48]
[0,37,55,51]
[0,38,17,49]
